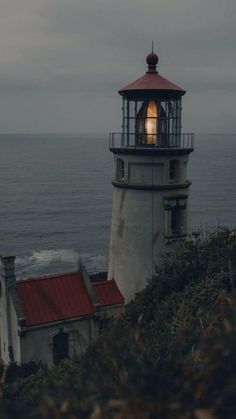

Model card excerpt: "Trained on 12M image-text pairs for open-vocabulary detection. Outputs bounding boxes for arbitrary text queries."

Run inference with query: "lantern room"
[110,51,194,149]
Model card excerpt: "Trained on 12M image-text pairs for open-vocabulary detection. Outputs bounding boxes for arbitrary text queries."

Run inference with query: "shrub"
[2,228,236,418]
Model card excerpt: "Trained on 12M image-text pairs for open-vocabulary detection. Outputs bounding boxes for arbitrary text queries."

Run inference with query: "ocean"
[0,133,235,278]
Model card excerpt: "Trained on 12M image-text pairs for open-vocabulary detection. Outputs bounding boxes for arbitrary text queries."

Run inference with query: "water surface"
[0,133,235,277]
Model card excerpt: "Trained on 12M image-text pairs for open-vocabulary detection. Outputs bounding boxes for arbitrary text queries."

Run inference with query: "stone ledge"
[112,180,191,191]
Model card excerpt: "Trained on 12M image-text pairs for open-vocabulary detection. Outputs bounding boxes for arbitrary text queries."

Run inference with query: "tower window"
[171,206,183,235]
[169,159,180,182]
[117,159,125,182]
[164,197,187,241]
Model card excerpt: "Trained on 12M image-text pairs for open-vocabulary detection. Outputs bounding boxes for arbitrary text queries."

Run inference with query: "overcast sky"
[0,0,235,133]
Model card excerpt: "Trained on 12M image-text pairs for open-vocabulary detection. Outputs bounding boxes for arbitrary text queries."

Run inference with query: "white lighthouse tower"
[108,50,194,302]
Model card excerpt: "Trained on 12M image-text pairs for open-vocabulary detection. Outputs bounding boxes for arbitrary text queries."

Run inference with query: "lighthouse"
[108,50,194,302]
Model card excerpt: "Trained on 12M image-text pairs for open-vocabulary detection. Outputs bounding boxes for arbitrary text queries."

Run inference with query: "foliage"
[5,361,44,384]
[2,228,236,418]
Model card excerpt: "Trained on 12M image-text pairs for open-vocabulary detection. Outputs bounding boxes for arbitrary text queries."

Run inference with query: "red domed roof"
[119,51,185,96]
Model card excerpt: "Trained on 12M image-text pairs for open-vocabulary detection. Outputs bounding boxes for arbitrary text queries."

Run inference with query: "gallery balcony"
[109,132,194,154]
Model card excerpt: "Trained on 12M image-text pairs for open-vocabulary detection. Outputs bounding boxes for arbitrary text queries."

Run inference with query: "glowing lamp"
[145,101,158,144]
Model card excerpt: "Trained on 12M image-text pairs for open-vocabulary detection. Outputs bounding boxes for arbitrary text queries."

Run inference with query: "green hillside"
[2,228,236,418]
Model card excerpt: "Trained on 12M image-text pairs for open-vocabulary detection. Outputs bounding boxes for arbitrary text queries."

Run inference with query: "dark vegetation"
[1,228,236,418]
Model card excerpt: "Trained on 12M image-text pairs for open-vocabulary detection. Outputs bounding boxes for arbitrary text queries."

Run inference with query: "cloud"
[0,0,235,132]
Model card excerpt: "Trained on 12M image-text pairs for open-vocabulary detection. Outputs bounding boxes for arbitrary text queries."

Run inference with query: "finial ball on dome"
[146,52,159,73]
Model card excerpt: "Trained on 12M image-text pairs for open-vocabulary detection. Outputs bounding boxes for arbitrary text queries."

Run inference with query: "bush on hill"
[2,228,236,418]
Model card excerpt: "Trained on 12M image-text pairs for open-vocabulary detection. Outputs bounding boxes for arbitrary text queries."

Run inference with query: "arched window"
[117,159,125,182]
[164,197,187,240]
[169,159,180,182]
[53,329,69,365]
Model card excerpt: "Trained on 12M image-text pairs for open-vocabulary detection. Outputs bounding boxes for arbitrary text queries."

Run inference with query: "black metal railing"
[109,133,194,150]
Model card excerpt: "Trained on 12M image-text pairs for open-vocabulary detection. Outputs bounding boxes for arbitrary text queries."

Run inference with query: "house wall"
[97,305,124,320]
[20,317,94,366]
[0,277,10,364]
[10,297,21,363]
[0,256,20,364]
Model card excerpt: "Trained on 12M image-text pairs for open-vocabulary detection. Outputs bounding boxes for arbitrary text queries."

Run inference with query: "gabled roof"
[16,272,124,327]
[17,272,95,327]
[93,279,124,307]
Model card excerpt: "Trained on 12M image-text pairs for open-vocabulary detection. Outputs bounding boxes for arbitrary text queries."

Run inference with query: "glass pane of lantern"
[145,101,157,144]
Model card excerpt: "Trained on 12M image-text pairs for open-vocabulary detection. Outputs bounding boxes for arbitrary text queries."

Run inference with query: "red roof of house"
[17,272,95,327]
[93,279,124,307]
[16,273,124,327]
[119,72,185,94]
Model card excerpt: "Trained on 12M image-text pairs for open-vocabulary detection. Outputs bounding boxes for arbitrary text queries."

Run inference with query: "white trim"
[48,327,71,346]
[20,314,94,333]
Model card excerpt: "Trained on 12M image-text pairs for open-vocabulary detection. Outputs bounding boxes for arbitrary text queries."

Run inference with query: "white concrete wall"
[0,278,10,363]
[108,152,191,302]
[20,317,94,366]
[0,256,18,364]
[114,154,188,186]
[128,163,163,185]
[10,297,21,363]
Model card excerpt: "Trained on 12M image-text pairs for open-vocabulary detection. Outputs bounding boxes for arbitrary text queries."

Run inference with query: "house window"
[117,159,125,182]
[164,197,187,240]
[98,317,109,335]
[169,159,180,182]
[53,329,69,365]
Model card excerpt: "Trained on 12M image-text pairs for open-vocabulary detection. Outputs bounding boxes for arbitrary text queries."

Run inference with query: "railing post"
[109,132,194,150]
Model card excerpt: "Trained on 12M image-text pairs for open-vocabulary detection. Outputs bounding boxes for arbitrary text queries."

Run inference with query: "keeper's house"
[0,255,124,366]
